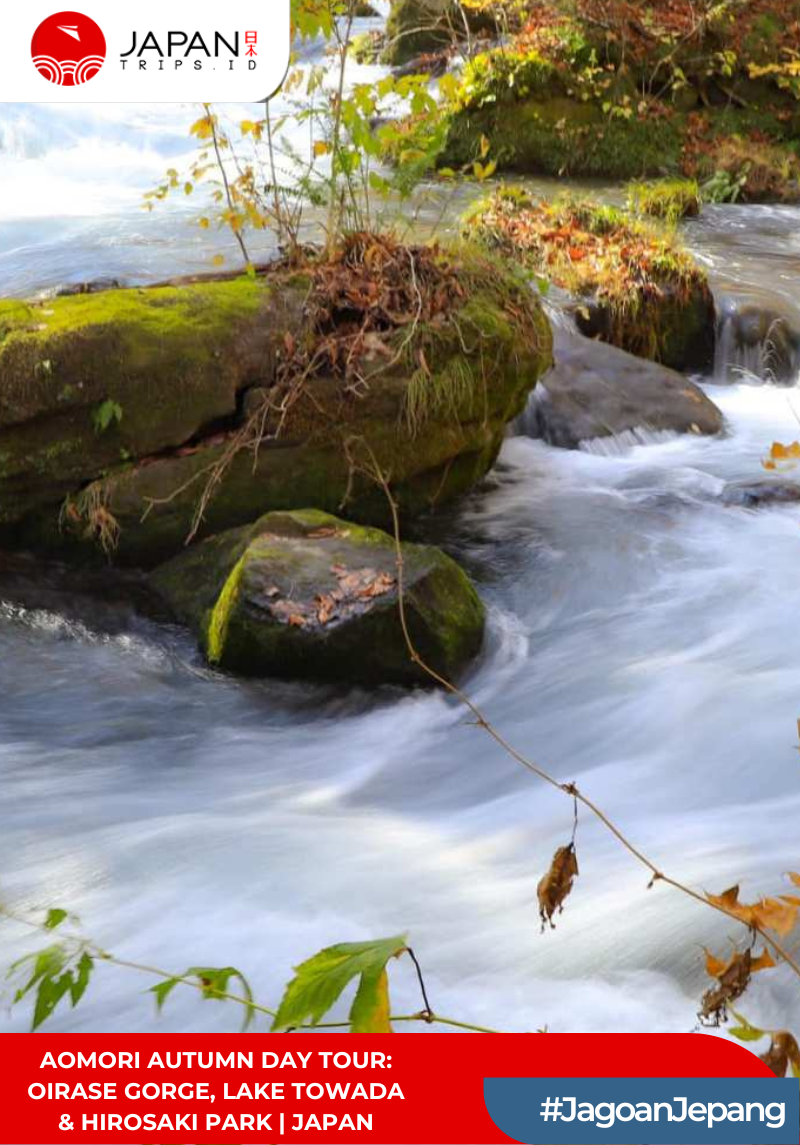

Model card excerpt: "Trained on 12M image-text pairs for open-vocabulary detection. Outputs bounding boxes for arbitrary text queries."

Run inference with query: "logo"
[31,10,106,86]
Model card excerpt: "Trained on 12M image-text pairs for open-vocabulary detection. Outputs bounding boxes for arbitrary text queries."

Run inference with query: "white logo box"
[0,1,291,102]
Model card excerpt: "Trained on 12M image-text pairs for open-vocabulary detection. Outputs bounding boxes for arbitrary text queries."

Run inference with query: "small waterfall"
[714,297,800,385]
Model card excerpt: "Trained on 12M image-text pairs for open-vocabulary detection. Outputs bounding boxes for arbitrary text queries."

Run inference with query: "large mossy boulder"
[466,190,715,372]
[151,509,485,686]
[0,236,552,566]
[519,328,724,449]
[431,4,800,188]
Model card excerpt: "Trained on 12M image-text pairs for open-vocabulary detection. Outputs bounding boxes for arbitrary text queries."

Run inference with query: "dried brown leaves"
[266,564,397,631]
[699,946,775,1026]
[283,232,466,390]
[760,1031,800,1077]
[706,881,800,936]
[537,843,579,932]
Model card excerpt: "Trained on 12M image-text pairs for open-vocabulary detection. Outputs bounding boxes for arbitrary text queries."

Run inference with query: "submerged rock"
[520,328,724,449]
[715,295,800,385]
[0,238,552,566]
[151,509,485,687]
[720,481,800,508]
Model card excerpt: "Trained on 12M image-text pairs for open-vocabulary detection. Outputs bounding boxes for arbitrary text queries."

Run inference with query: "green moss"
[0,277,262,341]
[627,178,701,221]
[440,95,683,179]
[207,554,245,664]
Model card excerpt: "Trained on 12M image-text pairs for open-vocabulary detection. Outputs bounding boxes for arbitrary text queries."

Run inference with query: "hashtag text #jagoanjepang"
[538,1096,786,1130]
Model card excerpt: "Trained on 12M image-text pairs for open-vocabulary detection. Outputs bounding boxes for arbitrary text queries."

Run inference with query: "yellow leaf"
[190,116,214,140]
[351,968,392,1033]
[313,140,330,157]
[198,217,210,230]
[184,182,193,196]
[789,872,800,887]
[212,254,225,267]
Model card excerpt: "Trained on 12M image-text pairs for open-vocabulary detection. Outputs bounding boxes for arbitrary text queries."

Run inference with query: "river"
[2,63,800,1035]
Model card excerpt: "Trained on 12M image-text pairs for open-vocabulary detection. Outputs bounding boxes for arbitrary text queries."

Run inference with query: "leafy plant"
[92,399,123,434]
[8,908,94,1031]
[701,166,750,203]
[3,904,496,1033]
[146,1,443,265]
[271,935,407,1032]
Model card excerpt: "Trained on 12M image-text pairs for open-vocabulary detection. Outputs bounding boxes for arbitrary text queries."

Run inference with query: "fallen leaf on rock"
[308,527,347,539]
[360,572,395,598]
[315,593,339,625]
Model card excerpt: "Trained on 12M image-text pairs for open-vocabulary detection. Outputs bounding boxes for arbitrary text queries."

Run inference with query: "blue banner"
[483,1076,799,1144]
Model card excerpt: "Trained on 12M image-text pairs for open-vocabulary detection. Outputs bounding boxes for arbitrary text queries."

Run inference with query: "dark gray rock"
[519,328,724,450]
[715,294,800,384]
[721,481,800,508]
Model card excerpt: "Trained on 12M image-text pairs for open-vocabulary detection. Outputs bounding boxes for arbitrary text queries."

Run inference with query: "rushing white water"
[2,92,800,1037]
[0,16,390,296]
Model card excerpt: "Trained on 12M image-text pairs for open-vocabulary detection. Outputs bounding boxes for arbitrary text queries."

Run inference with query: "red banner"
[0,1033,772,1144]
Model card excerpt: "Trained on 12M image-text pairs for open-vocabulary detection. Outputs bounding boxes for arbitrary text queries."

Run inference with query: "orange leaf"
[704,948,729,978]
[707,885,755,926]
[708,885,741,910]
[789,872,800,887]
[751,948,777,973]
[770,441,800,460]
[752,897,798,936]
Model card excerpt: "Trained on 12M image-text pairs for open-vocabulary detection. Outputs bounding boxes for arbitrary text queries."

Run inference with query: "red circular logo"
[31,10,106,86]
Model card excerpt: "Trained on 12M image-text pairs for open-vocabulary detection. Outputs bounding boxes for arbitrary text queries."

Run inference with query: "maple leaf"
[751,897,798,936]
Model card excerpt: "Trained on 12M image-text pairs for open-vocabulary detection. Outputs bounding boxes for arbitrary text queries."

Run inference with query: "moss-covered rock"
[151,509,485,686]
[0,279,292,525]
[439,63,683,180]
[428,4,800,188]
[465,189,714,372]
[0,243,552,566]
[382,0,454,65]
